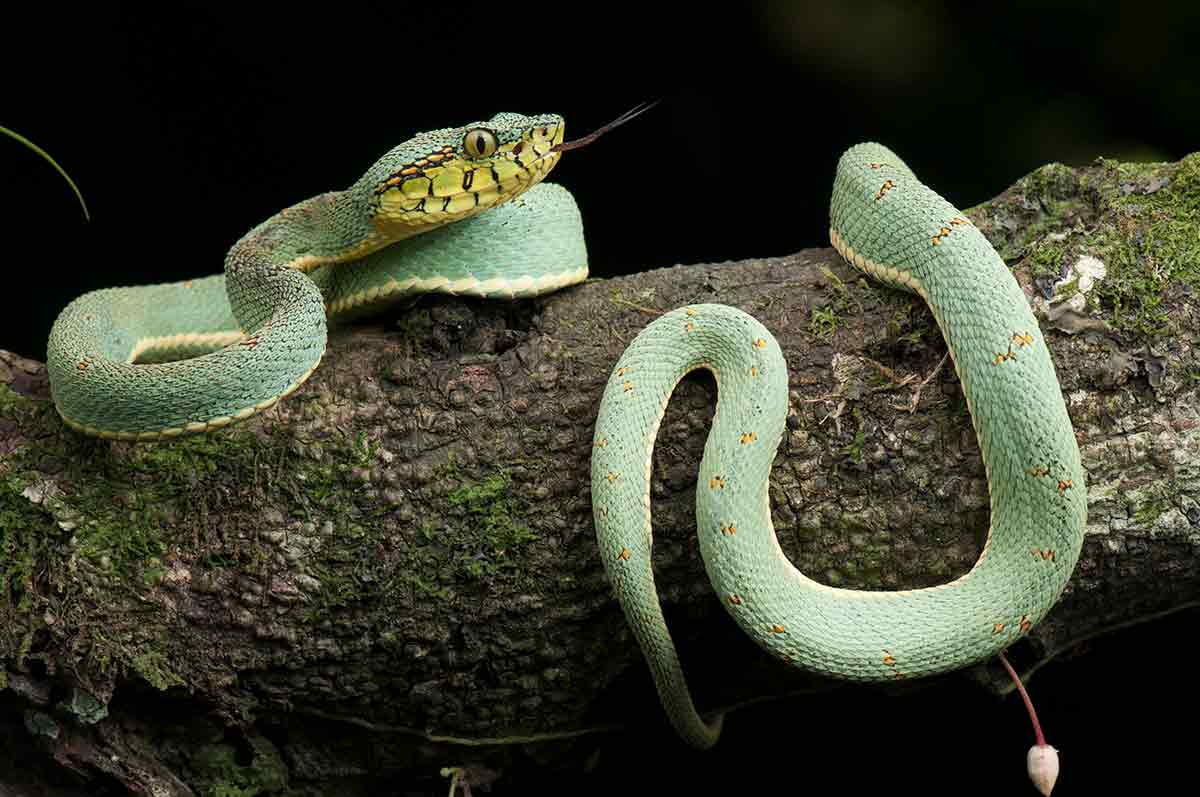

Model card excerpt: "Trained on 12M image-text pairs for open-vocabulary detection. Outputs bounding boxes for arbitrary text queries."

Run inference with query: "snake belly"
[47,113,587,440]
[590,142,1087,748]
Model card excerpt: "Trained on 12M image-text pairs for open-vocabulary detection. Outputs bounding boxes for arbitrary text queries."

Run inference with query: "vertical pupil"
[474,133,486,154]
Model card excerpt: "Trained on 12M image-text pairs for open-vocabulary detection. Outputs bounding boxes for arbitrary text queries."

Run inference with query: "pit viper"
[590,142,1087,748]
[47,112,593,439]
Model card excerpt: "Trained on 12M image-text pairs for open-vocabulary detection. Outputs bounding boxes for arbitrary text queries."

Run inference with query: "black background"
[2,2,1198,795]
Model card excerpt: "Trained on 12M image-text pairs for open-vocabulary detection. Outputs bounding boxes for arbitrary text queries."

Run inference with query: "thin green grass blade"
[1,125,90,221]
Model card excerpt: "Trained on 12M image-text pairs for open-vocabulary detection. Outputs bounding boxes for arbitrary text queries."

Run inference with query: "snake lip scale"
[47,122,1086,766]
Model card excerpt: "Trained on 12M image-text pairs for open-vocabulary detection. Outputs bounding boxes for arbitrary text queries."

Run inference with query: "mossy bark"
[2,154,1198,796]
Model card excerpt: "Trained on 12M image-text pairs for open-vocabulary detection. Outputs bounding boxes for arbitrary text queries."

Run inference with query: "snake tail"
[591,143,1086,748]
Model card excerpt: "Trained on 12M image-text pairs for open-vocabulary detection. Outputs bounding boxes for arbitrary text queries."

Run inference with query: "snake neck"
[223,190,394,331]
[227,191,390,275]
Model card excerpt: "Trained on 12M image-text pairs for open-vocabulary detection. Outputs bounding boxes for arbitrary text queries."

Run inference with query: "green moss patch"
[972,152,1200,338]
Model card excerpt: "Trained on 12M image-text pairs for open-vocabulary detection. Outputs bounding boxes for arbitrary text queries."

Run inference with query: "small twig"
[906,350,950,413]
[611,297,664,316]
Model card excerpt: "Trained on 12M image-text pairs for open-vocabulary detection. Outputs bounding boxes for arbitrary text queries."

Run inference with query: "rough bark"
[1,154,1198,795]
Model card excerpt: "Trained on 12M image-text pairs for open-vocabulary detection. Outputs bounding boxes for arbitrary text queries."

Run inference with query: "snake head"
[362,112,565,237]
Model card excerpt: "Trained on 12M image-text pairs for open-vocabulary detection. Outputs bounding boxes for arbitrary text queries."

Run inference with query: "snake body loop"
[591,143,1086,748]
[47,113,586,439]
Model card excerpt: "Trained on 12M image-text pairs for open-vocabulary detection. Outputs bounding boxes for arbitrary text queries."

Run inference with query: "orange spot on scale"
[618,548,631,561]
[595,438,609,448]
[1057,479,1074,494]
[606,472,620,483]
[720,523,737,536]
[1020,615,1032,633]
[709,476,726,490]
[882,653,897,666]
[770,624,786,634]
[622,380,634,392]
[728,594,743,606]
[753,338,768,349]
[992,622,1006,635]
[739,432,757,444]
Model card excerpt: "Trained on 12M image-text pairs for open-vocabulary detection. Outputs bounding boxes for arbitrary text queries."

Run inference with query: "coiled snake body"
[590,143,1086,747]
[47,121,1085,752]
[48,113,586,439]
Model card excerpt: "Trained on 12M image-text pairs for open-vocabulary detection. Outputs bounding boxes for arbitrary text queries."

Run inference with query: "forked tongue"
[551,101,660,152]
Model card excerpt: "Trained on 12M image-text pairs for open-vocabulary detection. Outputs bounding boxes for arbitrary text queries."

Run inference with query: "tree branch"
[2,154,1198,795]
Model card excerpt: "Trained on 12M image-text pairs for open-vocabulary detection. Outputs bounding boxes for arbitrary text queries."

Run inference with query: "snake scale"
[46,117,1085,754]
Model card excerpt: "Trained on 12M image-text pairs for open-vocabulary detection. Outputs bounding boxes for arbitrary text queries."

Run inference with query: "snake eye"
[463,128,498,159]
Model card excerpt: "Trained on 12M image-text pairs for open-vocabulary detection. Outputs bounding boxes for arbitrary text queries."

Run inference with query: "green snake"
[590,142,1087,748]
[47,112,594,439]
[45,120,1085,752]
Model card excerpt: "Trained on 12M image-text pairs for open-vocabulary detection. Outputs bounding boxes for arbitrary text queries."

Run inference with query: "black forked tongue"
[551,100,660,153]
